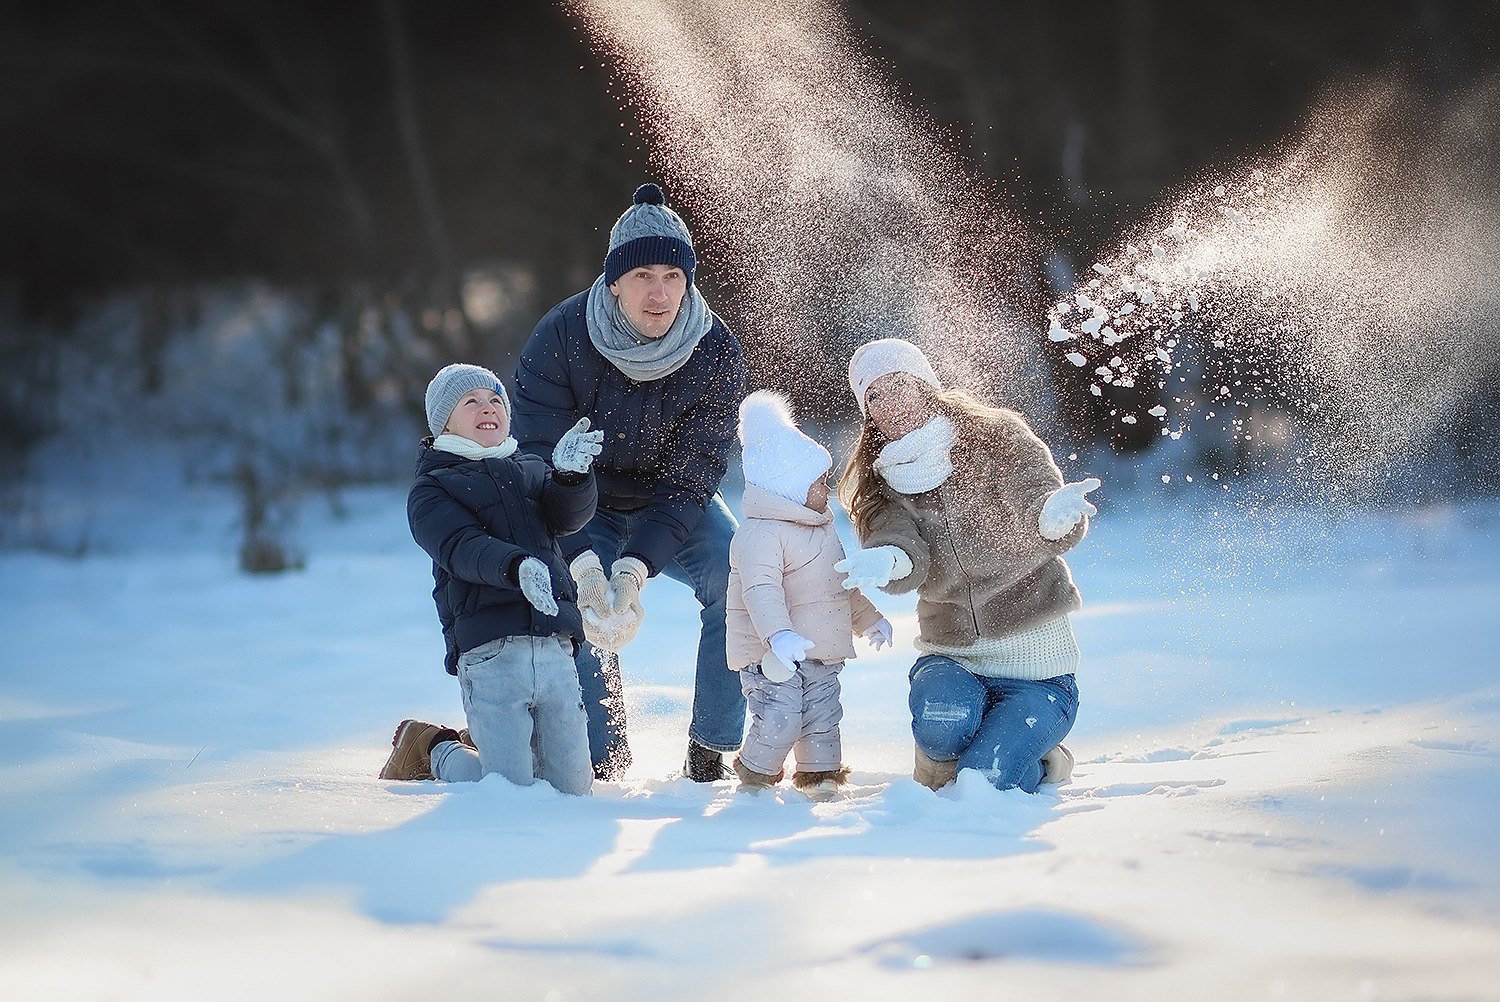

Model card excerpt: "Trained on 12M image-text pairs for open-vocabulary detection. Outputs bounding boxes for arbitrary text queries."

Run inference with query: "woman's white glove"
[1039,478,1101,541]
[552,417,605,474]
[761,629,814,682]
[597,556,648,650]
[517,556,558,616]
[861,617,894,651]
[834,545,914,590]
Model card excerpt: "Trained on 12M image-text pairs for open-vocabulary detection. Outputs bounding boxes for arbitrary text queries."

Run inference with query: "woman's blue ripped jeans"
[907,655,1078,793]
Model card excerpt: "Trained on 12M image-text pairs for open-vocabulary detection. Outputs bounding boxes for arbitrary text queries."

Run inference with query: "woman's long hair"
[837,383,1007,539]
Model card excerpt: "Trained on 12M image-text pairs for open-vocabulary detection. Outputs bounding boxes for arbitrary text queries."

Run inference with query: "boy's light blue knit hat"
[604,183,697,287]
[424,363,508,437]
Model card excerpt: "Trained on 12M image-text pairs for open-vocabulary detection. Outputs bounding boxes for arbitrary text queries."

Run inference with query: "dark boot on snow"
[684,741,732,782]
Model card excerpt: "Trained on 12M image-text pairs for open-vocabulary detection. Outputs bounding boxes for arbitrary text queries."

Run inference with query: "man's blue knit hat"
[604,183,697,287]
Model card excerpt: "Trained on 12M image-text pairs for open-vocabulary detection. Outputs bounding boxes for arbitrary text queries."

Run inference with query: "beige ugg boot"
[732,755,784,789]
[913,746,958,790]
[1040,743,1075,784]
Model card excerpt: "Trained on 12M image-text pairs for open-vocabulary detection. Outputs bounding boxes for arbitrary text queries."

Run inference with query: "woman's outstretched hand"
[1039,478,1101,540]
[834,545,913,589]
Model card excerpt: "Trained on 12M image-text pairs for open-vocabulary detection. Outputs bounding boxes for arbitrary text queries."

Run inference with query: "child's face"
[444,388,510,447]
[805,473,831,513]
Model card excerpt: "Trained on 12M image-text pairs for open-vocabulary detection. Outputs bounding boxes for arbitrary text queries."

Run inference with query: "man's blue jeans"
[574,495,745,777]
[908,655,1078,793]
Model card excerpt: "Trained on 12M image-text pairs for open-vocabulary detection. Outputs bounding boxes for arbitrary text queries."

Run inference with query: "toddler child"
[726,391,893,798]
[379,363,605,795]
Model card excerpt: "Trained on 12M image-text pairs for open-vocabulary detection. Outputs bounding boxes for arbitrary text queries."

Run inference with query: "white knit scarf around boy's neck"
[873,414,955,494]
[433,434,518,461]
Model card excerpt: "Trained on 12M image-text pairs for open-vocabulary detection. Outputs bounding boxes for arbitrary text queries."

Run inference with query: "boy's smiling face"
[444,387,509,447]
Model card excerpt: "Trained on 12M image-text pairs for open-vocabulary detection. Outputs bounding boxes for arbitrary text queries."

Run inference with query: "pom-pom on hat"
[425,363,509,437]
[738,390,833,506]
[847,337,943,415]
[604,183,698,287]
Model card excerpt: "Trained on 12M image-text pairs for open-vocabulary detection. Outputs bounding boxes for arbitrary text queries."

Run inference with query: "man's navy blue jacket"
[512,289,745,575]
[408,443,597,674]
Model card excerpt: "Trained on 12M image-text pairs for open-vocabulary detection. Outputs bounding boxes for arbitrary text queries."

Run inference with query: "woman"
[835,339,1099,792]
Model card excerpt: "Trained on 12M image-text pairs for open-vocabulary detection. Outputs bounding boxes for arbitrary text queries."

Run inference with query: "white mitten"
[1039,478,1101,540]
[552,417,605,474]
[833,545,914,589]
[517,556,558,616]
[861,617,894,651]
[761,629,814,682]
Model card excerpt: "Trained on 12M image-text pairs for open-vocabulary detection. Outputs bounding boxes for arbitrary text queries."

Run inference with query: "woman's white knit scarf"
[585,273,715,381]
[874,414,955,494]
[433,434,518,461]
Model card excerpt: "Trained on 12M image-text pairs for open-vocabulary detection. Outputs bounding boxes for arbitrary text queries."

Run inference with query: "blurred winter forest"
[2,1,1498,565]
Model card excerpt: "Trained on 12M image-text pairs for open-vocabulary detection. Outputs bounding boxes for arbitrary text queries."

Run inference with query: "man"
[512,182,746,782]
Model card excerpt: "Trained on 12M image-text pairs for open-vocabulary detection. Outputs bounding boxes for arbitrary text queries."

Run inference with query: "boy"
[380,363,604,795]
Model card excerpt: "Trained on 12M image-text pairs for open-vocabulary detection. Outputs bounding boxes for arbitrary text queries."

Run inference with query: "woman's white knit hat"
[738,390,832,505]
[425,363,509,437]
[847,338,942,414]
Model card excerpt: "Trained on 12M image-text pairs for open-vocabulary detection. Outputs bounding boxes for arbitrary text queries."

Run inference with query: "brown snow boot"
[378,719,459,781]
[792,766,850,789]
[732,755,784,788]
[913,745,958,790]
[1040,743,1075,785]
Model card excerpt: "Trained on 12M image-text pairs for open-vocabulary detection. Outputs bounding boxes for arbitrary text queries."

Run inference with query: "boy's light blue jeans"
[908,655,1078,793]
[573,495,745,776]
[430,634,593,795]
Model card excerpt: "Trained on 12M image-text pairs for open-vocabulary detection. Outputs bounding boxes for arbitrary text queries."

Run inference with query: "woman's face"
[864,372,936,440]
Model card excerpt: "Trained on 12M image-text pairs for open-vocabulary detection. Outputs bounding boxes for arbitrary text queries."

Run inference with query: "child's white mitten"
[517,556,558,616]
[834,545,913,589]
[861,617,894,651]
[761,629,814,682]
[552,417,605,474]
[1039,478,1101,541]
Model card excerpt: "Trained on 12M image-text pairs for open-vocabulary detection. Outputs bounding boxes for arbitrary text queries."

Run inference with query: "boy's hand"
[1039,478,1101,540]
[861,617,894,651]
[834,545,913,589]
[553,417,605,474]
[517,557,558,616]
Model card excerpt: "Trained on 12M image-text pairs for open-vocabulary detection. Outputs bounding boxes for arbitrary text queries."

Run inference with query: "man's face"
[609,264,688,340]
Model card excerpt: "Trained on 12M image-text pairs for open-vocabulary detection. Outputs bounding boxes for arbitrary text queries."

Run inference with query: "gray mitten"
[552,417,605,474]
[517,556,558,616]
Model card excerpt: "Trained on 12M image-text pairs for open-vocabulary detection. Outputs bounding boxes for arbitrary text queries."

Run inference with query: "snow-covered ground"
[1,448,1497,1000]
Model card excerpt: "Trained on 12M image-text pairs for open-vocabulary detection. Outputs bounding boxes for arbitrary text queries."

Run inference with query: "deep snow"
[1,448,1497,1000]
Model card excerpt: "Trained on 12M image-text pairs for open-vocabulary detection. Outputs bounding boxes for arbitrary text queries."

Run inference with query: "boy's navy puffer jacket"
[408,443,597,674]
[512,289,744,576]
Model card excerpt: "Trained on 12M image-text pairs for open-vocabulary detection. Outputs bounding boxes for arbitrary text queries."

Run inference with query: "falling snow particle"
[1214,185,1227,197]
[1121,414,1137,424]
[1148,405,1167,418]
[1162,475,1171,483]
[1066,352,1088,367]
[1092,262,1112,276]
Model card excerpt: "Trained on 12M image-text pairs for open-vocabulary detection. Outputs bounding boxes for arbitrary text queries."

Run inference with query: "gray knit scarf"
[585,273,714,381]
